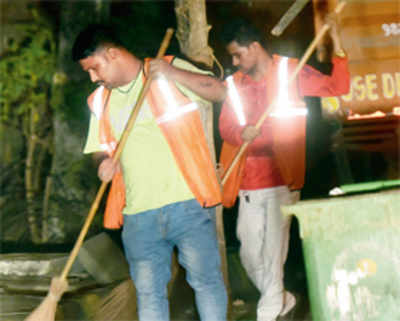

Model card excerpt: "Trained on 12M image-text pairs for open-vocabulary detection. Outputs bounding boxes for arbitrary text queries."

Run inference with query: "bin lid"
[329,180,400,196]
[281,189,400,240]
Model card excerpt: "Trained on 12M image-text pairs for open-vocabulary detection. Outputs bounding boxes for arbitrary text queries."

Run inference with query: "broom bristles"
[24,277,68,321]
[93,278,137,321]
[24,295,58,321]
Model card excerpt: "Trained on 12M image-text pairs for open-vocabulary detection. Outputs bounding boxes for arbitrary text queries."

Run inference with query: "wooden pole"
[221,1,347,185]
[271,0,310,37]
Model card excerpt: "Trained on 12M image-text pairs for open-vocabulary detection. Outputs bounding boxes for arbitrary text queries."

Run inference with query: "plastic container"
[281,189,400,321]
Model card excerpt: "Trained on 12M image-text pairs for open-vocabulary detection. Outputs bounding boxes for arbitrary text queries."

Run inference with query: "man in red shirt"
[219,16,350,321]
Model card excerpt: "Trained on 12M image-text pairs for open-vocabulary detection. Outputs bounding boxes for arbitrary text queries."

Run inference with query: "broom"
[23,27,175,321]
[221,0,347,185]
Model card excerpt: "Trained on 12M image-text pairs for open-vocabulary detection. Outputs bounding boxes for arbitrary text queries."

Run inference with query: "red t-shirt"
[219,56,350,190]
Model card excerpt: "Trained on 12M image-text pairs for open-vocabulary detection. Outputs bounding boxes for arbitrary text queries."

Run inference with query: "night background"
[1,1,398,320]
[2,0,375,249]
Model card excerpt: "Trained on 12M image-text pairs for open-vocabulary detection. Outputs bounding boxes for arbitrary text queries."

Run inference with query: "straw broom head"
[24,277,68,321]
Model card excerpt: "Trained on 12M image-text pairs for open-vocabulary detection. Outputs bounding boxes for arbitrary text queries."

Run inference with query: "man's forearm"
[170,67,227,102]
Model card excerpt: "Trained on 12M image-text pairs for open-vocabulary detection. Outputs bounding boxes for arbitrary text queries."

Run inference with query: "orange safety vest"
[87,85,125,229]
[220,55,307,208]
[87,56,222,228]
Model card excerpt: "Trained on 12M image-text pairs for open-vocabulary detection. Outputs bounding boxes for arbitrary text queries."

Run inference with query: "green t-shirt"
[84,58,212,215]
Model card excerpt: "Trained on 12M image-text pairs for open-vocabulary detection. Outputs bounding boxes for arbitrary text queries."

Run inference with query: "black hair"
[220,18,267,49]
[72,23,125,62]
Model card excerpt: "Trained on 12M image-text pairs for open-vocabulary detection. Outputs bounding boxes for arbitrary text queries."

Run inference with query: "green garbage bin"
[281,189,400,321]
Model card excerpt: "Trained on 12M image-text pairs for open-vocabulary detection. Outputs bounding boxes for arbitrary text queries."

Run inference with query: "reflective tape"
[100,141,117,154]
[226,76,246,126]
[92,86,105,119]
[156,102,198,124]
[273,57,308,118]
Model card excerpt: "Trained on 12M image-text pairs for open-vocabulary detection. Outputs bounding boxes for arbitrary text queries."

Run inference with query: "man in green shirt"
[72,24,227,321]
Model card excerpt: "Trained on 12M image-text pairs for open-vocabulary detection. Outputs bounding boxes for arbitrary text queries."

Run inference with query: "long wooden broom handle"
[61,28,175,280]
[271,0,311,37]
[221,1,346,185]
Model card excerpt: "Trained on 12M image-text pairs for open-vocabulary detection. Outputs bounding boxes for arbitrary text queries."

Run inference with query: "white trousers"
[237,186,298,321]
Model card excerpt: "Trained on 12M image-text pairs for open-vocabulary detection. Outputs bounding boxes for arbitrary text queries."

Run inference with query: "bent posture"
[73,24,227,321]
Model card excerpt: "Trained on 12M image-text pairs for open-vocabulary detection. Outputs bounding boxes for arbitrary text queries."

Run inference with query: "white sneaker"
[279,291,296,316]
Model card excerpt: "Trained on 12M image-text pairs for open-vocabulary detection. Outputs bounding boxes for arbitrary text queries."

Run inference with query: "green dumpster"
[281,189,400,321]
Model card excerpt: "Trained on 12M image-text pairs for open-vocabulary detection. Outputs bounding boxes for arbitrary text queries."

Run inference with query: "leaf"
[1,13,56,124]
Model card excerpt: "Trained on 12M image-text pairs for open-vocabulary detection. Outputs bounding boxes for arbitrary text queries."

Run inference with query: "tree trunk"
[175,0,214,67]
[25,108,41,244]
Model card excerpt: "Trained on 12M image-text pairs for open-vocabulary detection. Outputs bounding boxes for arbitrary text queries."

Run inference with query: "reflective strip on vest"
[156,75,176,110]
[156,102,198,124]
[90,86,117,154]
[226,75,246,126]
[92,85,106,119]
[271,57,307,118]
[155,75,198,124]
[100,141,117,154]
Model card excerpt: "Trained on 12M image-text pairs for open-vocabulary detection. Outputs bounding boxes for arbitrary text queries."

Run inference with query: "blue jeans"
[122,199,227,321]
